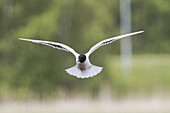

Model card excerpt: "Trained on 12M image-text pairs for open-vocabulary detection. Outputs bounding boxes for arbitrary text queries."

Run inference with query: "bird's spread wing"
[86,31,144,56]
[19,38,78,57]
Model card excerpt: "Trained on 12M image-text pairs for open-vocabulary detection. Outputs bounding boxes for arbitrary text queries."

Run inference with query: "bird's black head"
[78,54,86,63]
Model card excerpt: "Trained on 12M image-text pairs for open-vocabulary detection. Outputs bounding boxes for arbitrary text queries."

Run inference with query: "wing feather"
[18,38,78,57]
[86,31,144,56]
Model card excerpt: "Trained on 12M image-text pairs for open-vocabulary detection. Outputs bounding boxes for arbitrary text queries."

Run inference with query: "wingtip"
[18,38,24,40]
[18,38,29,41]
[136,30,144,33]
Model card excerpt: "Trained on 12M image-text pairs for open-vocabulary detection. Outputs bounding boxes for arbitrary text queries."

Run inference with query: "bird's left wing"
[19,38,79,57]
[86,31,144,56]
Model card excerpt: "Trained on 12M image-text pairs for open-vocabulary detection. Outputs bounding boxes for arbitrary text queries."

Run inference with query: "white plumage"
[19,31,144,79]
[65,65,103,79]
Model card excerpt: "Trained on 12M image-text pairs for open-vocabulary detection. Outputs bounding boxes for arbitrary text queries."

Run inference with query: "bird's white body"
[19,31,144,79]
[66,55,103,78]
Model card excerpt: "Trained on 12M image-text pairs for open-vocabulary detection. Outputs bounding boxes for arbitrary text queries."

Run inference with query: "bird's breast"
[77,60,91,70]
[77,63,86,70]
[76,57,91,71]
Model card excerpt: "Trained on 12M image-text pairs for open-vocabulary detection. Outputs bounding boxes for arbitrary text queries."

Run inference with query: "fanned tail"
[65,65,103,79]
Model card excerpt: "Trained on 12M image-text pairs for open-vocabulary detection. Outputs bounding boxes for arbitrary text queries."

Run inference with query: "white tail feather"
[65,65,103,79]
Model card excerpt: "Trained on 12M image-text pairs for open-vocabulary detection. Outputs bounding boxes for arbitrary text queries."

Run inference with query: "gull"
[19,31,143,79]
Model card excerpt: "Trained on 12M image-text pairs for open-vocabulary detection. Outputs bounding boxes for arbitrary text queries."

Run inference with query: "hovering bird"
[19,31,143,79]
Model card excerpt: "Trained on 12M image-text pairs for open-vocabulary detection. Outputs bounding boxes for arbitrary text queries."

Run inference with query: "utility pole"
[120,0,132,75]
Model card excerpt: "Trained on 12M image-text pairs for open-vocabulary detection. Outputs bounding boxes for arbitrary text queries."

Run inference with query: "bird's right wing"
[19,38,79,57]
[86,31,144,56]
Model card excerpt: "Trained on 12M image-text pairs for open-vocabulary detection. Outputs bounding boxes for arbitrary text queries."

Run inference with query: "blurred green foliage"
[106,54,170,97]
[0,0,170,99]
